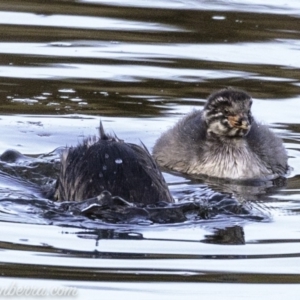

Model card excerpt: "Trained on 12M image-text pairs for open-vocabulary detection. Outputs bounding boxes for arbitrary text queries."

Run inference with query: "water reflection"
[202,226,245,245]
[0,0,300,298]
[188,174,287,201]
[0,12,180,31]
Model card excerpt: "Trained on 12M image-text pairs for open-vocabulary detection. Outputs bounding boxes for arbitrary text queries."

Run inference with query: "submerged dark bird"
[54,122,173,205]
[153,88,288,180]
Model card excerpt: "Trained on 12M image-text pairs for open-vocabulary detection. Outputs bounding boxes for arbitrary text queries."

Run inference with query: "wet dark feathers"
[55,126,173,204]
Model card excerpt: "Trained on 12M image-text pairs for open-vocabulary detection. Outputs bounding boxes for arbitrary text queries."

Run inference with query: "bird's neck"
[206,131,245,145]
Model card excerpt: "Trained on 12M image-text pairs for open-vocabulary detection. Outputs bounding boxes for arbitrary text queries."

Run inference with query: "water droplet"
[99,172,103,178]
[105,153,109,159]
[212,15,226,20]
[102,165,107,171]
[115,158,123,164]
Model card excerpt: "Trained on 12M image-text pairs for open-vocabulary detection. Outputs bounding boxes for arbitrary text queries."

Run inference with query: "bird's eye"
[223,108,230,115]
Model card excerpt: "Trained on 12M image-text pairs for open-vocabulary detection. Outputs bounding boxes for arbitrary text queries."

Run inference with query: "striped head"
[203,88,253,137]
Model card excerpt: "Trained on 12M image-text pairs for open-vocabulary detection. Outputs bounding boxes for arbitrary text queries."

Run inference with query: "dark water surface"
[0,0,300,298]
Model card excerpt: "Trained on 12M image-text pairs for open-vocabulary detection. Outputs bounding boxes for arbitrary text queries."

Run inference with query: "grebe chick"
[153,88,288,180]
[55,122,173,204]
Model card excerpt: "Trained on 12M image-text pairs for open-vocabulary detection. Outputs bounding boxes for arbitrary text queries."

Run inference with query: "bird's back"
[55,126,173,204]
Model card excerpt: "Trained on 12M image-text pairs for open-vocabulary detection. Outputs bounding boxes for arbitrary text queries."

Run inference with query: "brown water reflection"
[0,1,300,118]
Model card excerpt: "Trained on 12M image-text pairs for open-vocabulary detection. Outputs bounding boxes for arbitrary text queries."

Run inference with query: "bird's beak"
[228,115,250,130]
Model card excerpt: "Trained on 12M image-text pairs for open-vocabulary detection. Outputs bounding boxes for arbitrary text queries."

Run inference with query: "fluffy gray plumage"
[55,122,173,204]
[153,88,288,180]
